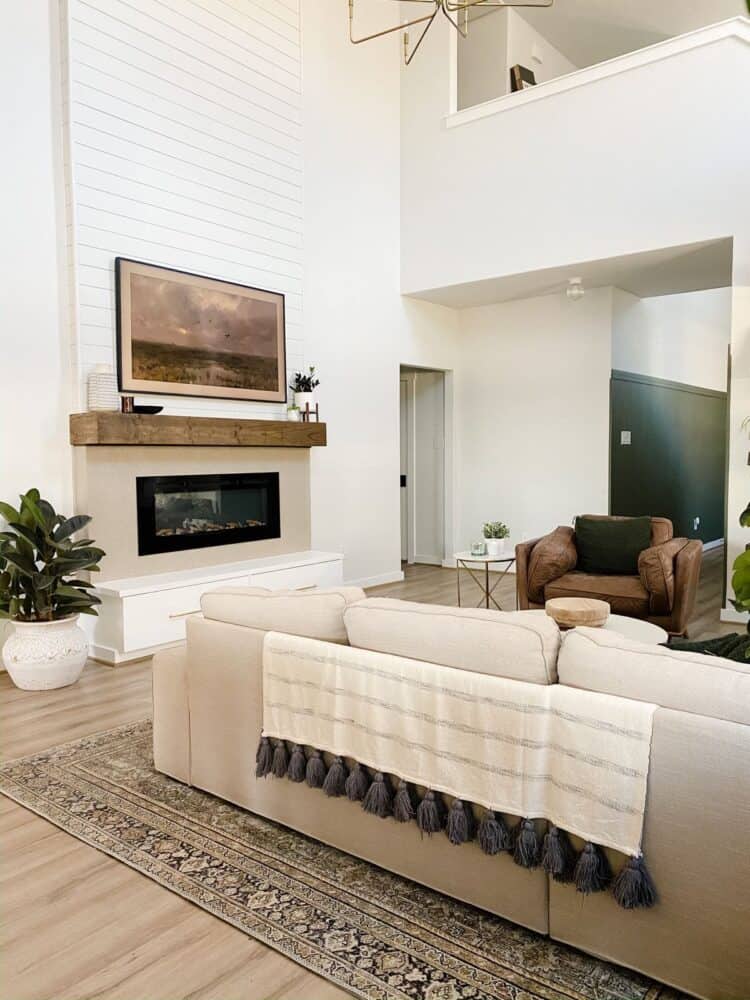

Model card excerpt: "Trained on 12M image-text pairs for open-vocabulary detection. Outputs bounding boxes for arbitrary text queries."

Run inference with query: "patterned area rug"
[0,721,684,1000]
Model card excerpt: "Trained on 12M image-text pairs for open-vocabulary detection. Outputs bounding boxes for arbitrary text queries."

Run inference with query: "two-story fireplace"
[136,472,280,556]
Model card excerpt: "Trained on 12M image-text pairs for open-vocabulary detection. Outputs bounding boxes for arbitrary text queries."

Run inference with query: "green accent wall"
[610,371,727,542]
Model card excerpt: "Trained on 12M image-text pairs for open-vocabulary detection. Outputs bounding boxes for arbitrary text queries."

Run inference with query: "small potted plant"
[0,489,105,690]
[286,403,300,423]
[289,366,320,414]
[483,521,509,557]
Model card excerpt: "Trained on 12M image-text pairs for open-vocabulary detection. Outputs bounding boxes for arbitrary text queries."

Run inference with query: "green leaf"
[20,493,48,533]
[3,551,38,577]
[53,515,92,542]
[741,503,750,528]
[0,502,20,524]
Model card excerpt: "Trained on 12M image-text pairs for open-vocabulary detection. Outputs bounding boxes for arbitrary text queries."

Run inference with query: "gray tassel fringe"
[305,749,327,789]
[393,780,416,823]
[541,826,576,883]
[323,756,348,797]
[446,799,472,845]
[272,740,289,778]
[513,819,541,869]
[345,762,370,802]
[255,736,273,778]
[613,855,657,909]
[478,810,511,855]
[362,772,393,818]
[574,842,612,894]
[287,744,307,783]
[417,790,445,834]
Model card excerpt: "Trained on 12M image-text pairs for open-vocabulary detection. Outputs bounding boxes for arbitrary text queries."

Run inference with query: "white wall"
[64,0,304,417]
[402,17,750,616]
[456,287,613,552]
[301,0,460,587]
[612,287,731,391]
[412,371,445,564]
[458,9,576,110]
[506,10,578,85]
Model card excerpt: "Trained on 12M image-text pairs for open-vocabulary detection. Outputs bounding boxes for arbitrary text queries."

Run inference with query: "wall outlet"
[620,430,631,445]
[693,516,701,531]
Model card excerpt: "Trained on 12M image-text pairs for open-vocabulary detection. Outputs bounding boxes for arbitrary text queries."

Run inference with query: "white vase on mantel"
[485,538,506,558]
[295,391,315,414]
[2,616,88,690]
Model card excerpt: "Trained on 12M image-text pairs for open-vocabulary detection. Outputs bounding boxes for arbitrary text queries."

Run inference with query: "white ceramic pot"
[485,538,506,558]
[294,391,315,414]
[2,616,88,690]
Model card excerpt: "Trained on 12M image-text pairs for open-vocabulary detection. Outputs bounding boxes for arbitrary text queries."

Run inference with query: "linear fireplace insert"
[136,472,280,556]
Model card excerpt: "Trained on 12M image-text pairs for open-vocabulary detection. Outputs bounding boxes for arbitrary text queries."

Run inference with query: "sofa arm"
[638,538,690,616]
[515,537,542,609]
[670,539,703,636]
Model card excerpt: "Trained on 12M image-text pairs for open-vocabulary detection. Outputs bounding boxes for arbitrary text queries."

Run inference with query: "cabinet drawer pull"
[294,584,317,592]
[168,609,202,619]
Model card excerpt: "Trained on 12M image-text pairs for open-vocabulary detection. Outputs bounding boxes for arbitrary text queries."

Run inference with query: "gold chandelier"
[349,0,554,66]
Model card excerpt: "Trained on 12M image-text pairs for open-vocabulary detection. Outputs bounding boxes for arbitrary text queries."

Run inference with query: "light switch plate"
[620,430,631,445]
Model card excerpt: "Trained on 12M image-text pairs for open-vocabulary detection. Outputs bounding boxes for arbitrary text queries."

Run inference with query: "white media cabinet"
[84,550,344,664]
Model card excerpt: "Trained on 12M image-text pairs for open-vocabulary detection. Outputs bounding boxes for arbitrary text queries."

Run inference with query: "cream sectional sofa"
[152,587,750,1000]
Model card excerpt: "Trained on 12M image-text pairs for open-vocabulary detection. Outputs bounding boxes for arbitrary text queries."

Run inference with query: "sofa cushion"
[650,516,673,546]
[344,598,560,684]
[558,627,750,726]
[638,538,689,615]
[527,526,577,604]
[575,515,652,575]
[200,586,366,644]
[544,572,650,618]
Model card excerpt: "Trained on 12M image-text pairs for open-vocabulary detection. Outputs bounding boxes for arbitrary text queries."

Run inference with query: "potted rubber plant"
[289,366,320,414]
[0,489,104,690]
[483,521,510,557]
[730,501,750,636]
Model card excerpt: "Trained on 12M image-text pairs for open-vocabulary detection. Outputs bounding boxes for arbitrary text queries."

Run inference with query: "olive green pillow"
[575,516,652,575]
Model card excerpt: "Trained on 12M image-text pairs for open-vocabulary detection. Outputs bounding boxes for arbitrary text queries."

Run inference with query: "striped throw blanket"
[258,632,658,909]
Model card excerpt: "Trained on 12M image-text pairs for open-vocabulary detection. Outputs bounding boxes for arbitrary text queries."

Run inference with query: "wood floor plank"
[0,548,731,999]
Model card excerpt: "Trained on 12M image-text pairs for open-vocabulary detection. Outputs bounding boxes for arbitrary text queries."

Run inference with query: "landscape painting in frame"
[116,258,286,402]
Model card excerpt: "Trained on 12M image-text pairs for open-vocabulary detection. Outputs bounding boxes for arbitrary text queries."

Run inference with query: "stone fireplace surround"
[70,414,341,663]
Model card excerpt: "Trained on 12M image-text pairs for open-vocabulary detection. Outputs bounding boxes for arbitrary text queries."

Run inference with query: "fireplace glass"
[136,473,280,555]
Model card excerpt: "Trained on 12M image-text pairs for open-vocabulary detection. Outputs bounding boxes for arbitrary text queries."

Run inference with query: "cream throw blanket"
[262,632,656,857]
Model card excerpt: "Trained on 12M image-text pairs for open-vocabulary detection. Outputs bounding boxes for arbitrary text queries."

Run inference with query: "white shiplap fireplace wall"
[63,0,303,417]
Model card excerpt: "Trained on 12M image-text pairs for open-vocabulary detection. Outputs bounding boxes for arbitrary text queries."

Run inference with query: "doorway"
[400,367,446,566]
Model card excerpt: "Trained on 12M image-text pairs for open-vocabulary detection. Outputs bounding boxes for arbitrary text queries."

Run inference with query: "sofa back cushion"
[344,598,560,684]
[527,526,577,603]
[558,627,750,725]
[575,515,652,574]
[200,586,366,644]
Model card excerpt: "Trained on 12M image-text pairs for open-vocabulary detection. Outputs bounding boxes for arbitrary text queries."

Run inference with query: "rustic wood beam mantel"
[69,412,327,447]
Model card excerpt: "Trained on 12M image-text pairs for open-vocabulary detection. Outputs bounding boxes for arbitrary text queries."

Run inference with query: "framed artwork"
[510,64,536,93]
[115,258,287,403]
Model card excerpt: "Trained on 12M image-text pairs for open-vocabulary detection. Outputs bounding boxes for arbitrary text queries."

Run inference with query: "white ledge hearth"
[85,551,344,664]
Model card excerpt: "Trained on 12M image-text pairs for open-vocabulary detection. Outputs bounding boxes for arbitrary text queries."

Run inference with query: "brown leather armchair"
[515,515,702,636]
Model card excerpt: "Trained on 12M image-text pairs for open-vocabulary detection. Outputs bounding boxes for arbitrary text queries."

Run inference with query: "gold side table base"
[455,555,516,610]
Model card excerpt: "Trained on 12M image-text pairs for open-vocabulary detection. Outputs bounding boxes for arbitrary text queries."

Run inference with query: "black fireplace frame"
[136,472,280,556]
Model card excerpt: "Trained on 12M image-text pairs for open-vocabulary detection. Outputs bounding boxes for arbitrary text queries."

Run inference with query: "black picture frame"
[510,64,537,93]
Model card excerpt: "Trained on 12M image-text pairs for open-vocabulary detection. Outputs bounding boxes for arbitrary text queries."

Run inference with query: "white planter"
[2,616,88,690]
[294,391,315,414]
[485,538,507,558]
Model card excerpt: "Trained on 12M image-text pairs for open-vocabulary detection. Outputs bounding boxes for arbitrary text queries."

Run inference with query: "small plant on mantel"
[0,490,105,690]
[483,521,510,558]
[289,366,320,395]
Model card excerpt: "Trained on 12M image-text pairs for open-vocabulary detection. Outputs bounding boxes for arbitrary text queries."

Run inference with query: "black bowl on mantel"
[132,405,164,415]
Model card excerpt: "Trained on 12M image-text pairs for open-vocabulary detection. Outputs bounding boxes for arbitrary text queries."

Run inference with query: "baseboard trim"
[703,538,724,551]
[720,606,748,625]
[88,639,184,666]
[348,570,405,589]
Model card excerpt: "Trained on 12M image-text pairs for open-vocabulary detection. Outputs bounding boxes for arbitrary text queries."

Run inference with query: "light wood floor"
[0,547,732,1000]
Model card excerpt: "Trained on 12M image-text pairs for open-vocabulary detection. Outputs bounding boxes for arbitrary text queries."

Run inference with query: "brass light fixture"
[348,0,554,66]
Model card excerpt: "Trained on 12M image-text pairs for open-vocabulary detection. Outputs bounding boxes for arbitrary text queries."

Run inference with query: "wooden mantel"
[69,412,327,448]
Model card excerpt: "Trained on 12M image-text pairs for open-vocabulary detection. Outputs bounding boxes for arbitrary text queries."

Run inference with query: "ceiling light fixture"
[566,277,585,301]
[348,0,554,67]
